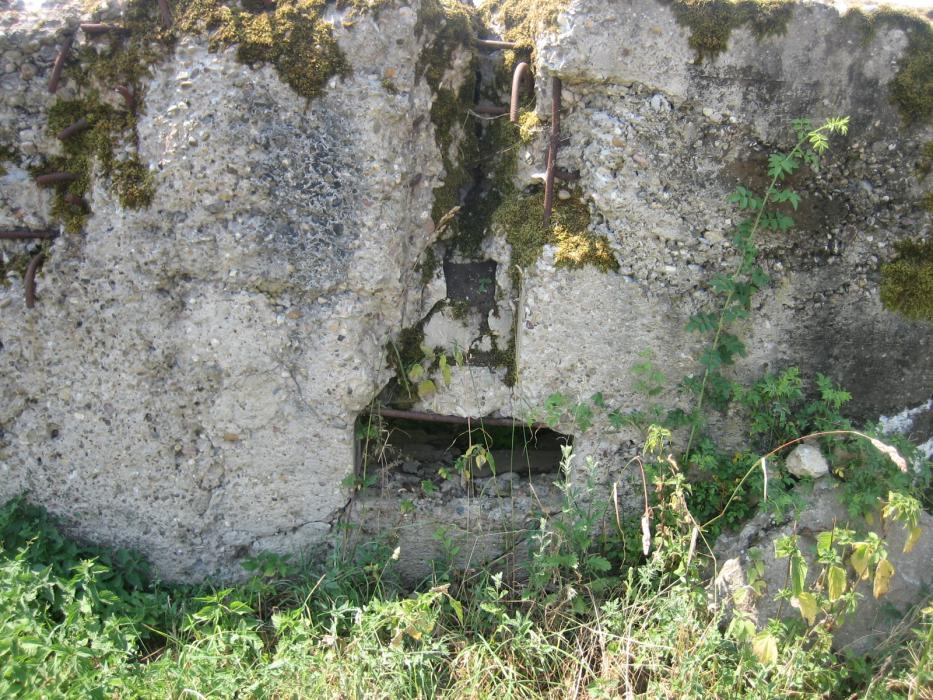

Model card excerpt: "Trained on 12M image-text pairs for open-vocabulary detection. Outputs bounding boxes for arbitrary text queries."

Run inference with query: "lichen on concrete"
[880,239,933,321]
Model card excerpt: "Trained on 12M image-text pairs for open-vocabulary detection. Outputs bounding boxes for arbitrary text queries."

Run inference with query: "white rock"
[785,444,829,479]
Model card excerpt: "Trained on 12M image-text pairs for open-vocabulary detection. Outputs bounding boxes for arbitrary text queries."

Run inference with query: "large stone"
[713,478,933,653]
[785,444,829,478]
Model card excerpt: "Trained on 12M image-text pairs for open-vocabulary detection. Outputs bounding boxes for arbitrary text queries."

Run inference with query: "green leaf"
[587,555,611,573]
[790,555,807,597]
[439,355,452,387]
[448,598,464,626]
[591,392,605,408]
[417,379,436,398]
[407,364,424,382]
[767,152,798,180]
[850,544,870,580]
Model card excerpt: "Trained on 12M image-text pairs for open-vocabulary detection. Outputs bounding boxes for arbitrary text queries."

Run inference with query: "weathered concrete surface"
[714,477,933,653]
[0,0,931,581]
[0,0,452,579]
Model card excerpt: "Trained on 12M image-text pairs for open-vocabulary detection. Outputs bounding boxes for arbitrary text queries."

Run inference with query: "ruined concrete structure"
[0,0,930,581]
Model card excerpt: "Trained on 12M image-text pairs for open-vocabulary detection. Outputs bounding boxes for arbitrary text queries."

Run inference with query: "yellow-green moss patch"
[177,0,350,102]
[880,239,933,321]
[492,188,618,285]
[0,143,18,177]
[480,0,571,60]
[662,0,793,62]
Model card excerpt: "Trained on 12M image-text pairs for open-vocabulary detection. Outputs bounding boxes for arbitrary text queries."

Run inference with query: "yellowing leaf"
[850,544,870,580]
[795,592,818,626]
[827,565,846,601]
[873,558,895,599]
[751,631,778,666]
[417,379,436,398]
[904,526,921,554]
[407,364,424,382]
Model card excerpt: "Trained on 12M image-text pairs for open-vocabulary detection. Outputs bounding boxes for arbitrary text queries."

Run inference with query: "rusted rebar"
[509,62,531,123]
[475,39,518,50]
[157,0,173,27]
[47,33,74,94]
[63,193,87,208]
[80,22,124,35]
[115,85,135,112]
[554,167,579,182]
[35,172,79,186]
[24,253,44,309]
[0,229,58,240]
[57,118,90,141]
[472,104,509,116]
[542,76,562,227]
[373,407,548,431]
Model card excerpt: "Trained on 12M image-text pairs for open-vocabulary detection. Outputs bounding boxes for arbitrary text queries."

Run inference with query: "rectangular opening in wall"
[354,410,571,496]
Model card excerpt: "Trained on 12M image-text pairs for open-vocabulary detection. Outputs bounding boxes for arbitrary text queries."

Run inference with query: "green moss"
[480,0,570,62]
[919,141,933,177]
[42,95,145,232]
[880,239,933,321]
[492,188,618,287]
[417,245,440,285]
[661,0,793,61]
[843,8,933,126]
[921,191,933,212]
[177,0,350,102]
[0,143,18,177]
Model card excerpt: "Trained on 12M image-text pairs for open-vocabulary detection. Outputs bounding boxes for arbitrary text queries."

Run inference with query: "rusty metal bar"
[475,39,518,50]
[24,253,44,309]
[373,407,548,430]
[554,167,579,182]
[472,104,509,116]
[48,33,74,94]
[157,0,173,27]
[80,23,124,35]
[509,62,531,123]
[0,229,58,240]
[542,76,562,227]
[57,118,90,141]
[115,85,135,112]
[63,193,87,208]
[35,172,78,186]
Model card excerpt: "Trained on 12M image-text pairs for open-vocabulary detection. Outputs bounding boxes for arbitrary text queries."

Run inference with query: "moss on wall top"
[177,0,350,102]
[842,7,933,126]
[880,239,933,322]
[480,0,571,54]
[662,0,793,61]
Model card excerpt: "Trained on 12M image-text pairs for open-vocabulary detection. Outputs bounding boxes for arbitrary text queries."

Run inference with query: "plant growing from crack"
[681,116,851,459]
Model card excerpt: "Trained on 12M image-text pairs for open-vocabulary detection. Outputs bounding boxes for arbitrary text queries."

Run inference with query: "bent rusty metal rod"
[58,118,90,141]
[542,76,562,227]
[35,172,78,186]
[157,0,173,27]
[24,253,44,309]
[475,39,518,50]
[48,32,74,94]
[373,407,549,431]
[509,62,531,123]
[0,229,58,240]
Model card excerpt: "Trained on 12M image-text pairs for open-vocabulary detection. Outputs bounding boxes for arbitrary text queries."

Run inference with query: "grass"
[1,408,930,699]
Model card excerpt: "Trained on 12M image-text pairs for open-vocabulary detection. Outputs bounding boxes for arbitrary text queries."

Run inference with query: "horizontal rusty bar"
[24,253,44,309]
[35,172,79,186]
[80,23,125,35]
[0,229,58,240]
[373,407,548,431]
[554,167,580,182]
[472,104,509,116]
[57,118,90,141]
[475,39,518,50]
